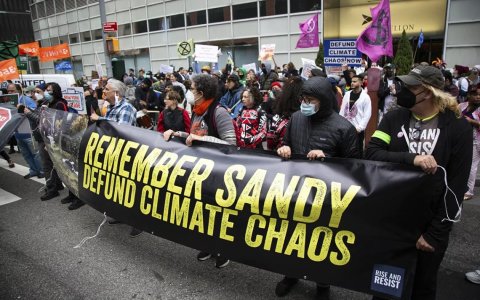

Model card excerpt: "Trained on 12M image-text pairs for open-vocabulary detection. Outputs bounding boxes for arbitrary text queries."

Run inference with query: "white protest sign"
[242,63,257,73]
[91,79,99,90]
[160,64,174,74]
[301,58,320,80]
[62,87,87,114]
[194,44,219,63]
[259,44,275,61]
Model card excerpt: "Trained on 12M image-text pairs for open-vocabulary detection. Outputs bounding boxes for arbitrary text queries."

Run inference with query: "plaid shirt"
[101,98,137,126]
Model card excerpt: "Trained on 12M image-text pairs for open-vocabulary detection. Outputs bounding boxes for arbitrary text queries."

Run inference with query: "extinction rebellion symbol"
[178,41,192,56]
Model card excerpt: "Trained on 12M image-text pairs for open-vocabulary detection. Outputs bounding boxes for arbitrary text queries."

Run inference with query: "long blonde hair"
[424,84,461,118]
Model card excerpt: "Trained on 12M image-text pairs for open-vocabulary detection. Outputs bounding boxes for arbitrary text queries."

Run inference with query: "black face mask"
[262,68,267,75]
[396,82,425,109]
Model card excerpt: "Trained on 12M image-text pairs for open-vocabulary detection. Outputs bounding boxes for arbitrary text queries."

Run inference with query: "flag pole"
[413,37,418,63]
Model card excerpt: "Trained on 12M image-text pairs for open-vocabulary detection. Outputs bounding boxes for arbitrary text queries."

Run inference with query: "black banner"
[0,103,25,150]
[42,109,440,299]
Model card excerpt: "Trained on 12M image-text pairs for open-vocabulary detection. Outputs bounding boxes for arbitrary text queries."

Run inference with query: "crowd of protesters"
[2,57,480,298]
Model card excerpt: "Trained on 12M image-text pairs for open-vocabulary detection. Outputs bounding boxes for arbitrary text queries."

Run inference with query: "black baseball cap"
[396,65,444,89]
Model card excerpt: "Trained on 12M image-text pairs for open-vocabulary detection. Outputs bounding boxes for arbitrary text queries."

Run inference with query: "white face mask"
[35,93,44,100]
[188,91,202,106]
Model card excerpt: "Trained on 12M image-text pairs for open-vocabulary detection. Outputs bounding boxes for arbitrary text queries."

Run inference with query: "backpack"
[60,101,78,114]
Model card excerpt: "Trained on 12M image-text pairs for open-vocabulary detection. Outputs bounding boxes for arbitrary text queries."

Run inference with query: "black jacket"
[377,76,394,111]
[284,110,360,158]
[366,108,473,250]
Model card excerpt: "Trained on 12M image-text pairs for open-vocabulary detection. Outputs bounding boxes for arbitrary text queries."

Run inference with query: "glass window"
[88,0,99,3]
[290,0,321,13]
[166,14,185,29]
[37,2,46,18]
[92,29,103,40]
[45,0,55,16]
[208,6,230,24]
[55,0,65,13]
[69,33,80,44]
[50,37,59,45]
[76,0,88,7]
[31,4,38,20]
[65,0,76,10]
[40,39,51,47]
[80,30,92,42]
[59,35,69,44]
[148,17,164,32]
[187,10,206,26]
[133,20,148,34]
[118,23,132,36]
[232,2,257,20]
[260,0,288,17]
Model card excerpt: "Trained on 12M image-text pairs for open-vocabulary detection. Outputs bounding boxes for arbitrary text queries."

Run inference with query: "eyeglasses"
[410,120,422,141]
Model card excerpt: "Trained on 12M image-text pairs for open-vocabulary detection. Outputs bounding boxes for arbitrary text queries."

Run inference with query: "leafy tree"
[315,42,324,68]
[393,30,413,75]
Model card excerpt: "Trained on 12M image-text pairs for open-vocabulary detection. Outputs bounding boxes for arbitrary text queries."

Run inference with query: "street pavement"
[0,152,479,300]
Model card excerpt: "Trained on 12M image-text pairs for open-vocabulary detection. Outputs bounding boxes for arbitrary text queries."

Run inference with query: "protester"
[0,150,14,168]
[8,84,44,179]
[378,63,398,118]
[236,86,267,149]
[236,66,247,86]
[182,79,193,116]
[276,76,360,299]
[266,76,301,150]
[443,70,459,98]
[156,90,191,134]
[163,74,235,268]
[219,74,244,119]
[134,78,163,112]
[366,65,472,300]
[339,75,372,156]
[459,83,480,200]
[259,62,278,91]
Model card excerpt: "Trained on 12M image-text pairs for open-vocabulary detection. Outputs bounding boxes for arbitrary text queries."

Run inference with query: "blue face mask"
[300,102,318,116]
[44,92,53,102]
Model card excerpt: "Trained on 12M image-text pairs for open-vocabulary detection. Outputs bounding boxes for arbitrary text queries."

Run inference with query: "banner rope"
[438,166,462,223]
[73,212,107,248]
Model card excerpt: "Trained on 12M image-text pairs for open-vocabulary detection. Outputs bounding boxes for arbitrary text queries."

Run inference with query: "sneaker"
[24,173,36,179]
[61,194,75,204]
[316,284,330,300]
[465,270,480,284]
[129,227,143,238]
[464,194,474,201]
[196,251,211,261]
[37,173,45,179]
[40,191,59,201]
[8,148,15,154]
[68,199,85,210]
[8,160,14,168]
[275,277,299,297]
[215,255,230,268]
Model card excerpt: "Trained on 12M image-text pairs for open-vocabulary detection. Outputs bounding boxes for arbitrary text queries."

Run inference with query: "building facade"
[28,0,479,78]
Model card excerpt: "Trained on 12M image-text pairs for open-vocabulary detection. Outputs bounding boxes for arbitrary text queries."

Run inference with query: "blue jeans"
[17,137,43,176]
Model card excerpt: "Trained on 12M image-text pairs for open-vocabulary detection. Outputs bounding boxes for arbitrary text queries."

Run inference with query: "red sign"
[0,107,12,131]
[103,22,118,32]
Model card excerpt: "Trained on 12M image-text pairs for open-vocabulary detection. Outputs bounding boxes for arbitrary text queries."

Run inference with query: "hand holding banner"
[0,58,20,82]
[39,43,71,62]
[258,44,275,61]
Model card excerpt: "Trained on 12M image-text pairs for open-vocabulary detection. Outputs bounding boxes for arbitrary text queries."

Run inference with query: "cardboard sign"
[62,87,86,114]
[259,44,275,61]
[194,44,218,63]
[301,58,320,80]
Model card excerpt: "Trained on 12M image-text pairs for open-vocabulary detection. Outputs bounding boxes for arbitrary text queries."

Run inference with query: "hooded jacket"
[283,77,360,158]
[259,62,278,90]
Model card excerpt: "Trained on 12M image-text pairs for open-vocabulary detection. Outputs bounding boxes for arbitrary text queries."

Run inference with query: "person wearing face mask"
[259,61,279,91]
[275,76,360,299]
[163,74,236,268]
[339,75,372,156]
[459,84,480,200]
[378,63,398,117]
[366,65,472,300]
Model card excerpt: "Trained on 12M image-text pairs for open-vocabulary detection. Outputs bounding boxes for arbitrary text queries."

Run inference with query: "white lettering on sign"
[330,41,356,48]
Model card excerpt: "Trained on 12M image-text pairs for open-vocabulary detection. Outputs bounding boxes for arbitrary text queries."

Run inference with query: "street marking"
[0,160,46,184]
[0,188,21,206]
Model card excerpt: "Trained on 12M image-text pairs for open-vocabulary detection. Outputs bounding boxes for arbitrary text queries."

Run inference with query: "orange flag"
[0,58,19,81]
[39,43,71,62]
[19,41,40,56]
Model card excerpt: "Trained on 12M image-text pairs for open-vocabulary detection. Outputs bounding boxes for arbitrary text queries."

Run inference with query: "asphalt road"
[0,153,479,300]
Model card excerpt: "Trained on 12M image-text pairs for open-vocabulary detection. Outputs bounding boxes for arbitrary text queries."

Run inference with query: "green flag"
[0,40,19,60]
